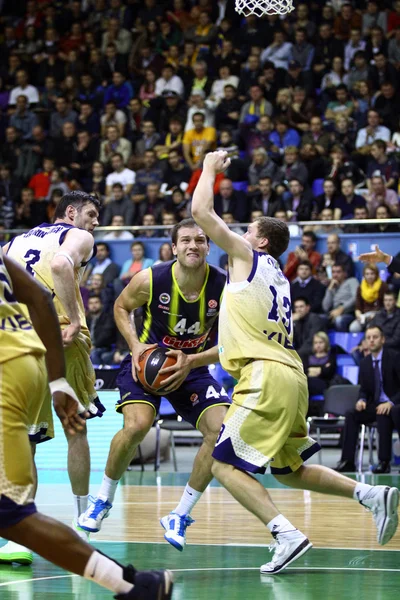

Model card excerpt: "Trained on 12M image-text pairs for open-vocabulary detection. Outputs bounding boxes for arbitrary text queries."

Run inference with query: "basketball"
[137,347,177,394]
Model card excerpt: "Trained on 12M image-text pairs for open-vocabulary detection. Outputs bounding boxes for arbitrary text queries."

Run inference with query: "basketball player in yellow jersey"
[192,151,399,574]
[0,250,173,599]
[2,191,104,563]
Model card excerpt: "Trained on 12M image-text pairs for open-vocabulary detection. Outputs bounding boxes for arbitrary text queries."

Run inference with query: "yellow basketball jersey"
[218,251,303,379]
[0,247,45,364]
[7,223,92,335]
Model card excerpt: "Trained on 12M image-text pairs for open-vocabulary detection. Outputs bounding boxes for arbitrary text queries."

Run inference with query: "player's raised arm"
[191,151,253,261]
[4,254,87,434]
[50,228,94,346]
[114,268,157,381]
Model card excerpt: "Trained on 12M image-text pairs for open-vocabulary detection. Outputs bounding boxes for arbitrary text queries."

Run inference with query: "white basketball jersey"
[218,251,303,379]
[7,223,93,333]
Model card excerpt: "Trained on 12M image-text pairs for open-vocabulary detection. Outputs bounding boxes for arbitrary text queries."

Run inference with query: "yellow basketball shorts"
[28,336,105,444]
[212,359,320,474]
[0,354,47,525]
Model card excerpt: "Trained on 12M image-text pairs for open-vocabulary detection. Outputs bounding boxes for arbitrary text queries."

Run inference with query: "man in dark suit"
[293,296,326,358]
[336,325,400,474]
[290,261,326,313]
[214,178,247,223]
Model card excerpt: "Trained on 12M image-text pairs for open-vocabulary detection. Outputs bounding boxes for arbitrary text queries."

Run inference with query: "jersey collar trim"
[171,262,210,304]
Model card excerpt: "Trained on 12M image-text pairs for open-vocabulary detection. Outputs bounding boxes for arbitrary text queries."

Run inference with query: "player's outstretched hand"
[131,342,158,382]
[358,245,391,265]
[203,150,231,174]
[159,349,192,393]
[53,391,88,436]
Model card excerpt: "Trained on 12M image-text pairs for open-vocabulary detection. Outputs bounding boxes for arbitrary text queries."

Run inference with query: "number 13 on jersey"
[267,285,292,335]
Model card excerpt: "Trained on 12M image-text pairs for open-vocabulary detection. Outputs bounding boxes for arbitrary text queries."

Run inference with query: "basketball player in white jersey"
[192,151,399,574]
[1,191,104,564]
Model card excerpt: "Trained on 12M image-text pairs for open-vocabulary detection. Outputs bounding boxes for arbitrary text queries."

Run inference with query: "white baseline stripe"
[0,574,76,588]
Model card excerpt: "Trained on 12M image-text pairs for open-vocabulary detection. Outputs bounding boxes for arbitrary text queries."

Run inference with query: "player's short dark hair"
[171,218,210,245]
[255,217,289,260]
[54,191,101,220]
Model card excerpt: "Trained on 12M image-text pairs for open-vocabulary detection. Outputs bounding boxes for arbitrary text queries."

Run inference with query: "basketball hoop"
[235,0,294,17]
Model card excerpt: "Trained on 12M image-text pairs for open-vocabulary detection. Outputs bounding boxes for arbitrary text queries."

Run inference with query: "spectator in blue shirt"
[269,116,301,155]
[9,95,38,140]
[104,71,133,109]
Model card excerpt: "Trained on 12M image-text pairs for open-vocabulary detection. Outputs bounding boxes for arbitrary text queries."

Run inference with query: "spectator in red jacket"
[284,231,322,282]
[28,157,55,200]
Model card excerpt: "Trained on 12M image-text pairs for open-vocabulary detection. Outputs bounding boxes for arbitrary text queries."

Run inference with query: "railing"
[1,219,400,236]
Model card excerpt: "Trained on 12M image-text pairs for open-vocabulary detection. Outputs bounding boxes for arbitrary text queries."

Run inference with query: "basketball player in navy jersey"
[79,218,230,551]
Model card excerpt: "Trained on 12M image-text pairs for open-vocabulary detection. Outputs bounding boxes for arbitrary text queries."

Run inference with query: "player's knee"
[211,459,232,481]
[123,415,152,443]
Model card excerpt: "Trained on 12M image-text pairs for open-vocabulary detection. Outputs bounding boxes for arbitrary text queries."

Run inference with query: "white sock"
[174,484,202,516]
[353,482,373,502]
[267,514,296,534]
[83,551,133,594]
[74,495,89,521]
[98,474,119,504]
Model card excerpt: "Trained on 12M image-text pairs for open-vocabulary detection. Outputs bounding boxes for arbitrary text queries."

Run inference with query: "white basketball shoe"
[260,529,312,574]
[358,485,399,545]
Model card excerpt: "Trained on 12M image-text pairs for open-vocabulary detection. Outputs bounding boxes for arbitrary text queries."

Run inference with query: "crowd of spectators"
[3,1,400,362]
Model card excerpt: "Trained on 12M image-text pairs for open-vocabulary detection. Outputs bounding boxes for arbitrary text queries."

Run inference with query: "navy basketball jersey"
[138,261,226,354]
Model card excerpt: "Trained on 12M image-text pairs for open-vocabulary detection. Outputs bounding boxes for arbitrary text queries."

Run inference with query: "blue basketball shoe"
[160,512,194,551]
[77,496,112,533]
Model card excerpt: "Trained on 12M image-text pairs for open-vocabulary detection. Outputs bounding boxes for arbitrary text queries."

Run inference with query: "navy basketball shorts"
[116,355,231,429]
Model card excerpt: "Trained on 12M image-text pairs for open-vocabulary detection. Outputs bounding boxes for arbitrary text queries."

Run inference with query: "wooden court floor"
[0,471,400,599]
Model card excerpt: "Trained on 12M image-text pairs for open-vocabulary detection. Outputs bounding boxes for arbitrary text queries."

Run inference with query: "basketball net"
[235,0,294,17]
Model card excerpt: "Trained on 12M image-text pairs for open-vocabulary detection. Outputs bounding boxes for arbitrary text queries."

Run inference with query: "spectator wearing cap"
[185,88,216,131]
[363,175,400,217]
[155,64,185,98]
[146,90,188,134]
[182,112,217,171]
[260,30,293,70]
[239,85,273,125]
